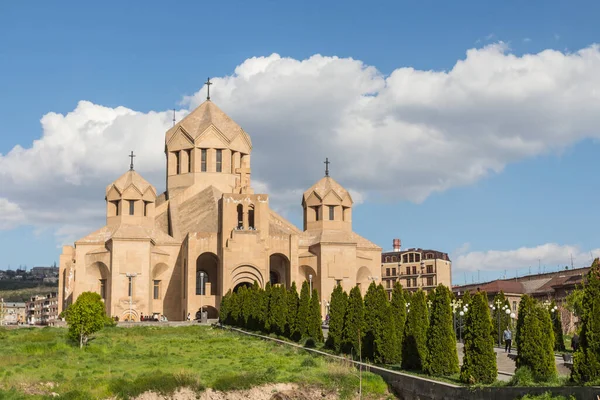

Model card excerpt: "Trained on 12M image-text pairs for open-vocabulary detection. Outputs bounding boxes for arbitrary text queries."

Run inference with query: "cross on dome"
[205,77,213,101]
[324,158,330,177]
[129,151,136,171]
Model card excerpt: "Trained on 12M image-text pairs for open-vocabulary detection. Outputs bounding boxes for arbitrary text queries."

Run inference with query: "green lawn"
[0,326,391,399]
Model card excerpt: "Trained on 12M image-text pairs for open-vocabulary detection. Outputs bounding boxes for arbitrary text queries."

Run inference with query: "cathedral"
[58,96,382,321]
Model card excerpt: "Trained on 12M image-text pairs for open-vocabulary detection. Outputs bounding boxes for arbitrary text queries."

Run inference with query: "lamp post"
[308,274,313,294]
[199,271,206,323]
[125,273,138,322]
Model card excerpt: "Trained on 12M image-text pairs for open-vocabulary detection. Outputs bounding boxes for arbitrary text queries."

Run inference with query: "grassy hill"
[0,325,391,399]
[0,281,57,302]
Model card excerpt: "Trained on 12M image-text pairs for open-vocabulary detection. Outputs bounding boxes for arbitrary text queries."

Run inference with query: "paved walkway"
[456,342,571,381]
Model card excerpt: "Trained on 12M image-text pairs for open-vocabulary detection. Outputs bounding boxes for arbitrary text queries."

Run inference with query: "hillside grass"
[0,326,391,399]
[0,284,57,302]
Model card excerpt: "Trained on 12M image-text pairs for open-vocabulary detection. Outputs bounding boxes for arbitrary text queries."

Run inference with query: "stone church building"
[58,98,382,321]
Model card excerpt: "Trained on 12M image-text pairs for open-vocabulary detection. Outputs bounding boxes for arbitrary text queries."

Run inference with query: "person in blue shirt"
[503,327,513,353]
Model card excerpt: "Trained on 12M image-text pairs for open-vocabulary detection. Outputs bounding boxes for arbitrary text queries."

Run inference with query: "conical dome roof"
[302,176,353,204]
[165,100,252,146]
[106,170,155,196]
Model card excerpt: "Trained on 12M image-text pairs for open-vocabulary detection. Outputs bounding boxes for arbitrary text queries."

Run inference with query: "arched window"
[248,205,255,230]
[237,204,243,229]
[196,270,208,295]
[392,256,397,262]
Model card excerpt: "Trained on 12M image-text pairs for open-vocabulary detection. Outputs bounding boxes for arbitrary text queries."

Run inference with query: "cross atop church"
[129,151,136,171]
[205,77,212,101]
[324,158,330,177]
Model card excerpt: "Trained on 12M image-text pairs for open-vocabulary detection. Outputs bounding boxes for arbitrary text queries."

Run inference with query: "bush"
[572,258,600,383]
[64,291,108,348]
[390,281,406,359]
[402,289,428,371]
[307,289,323,342]
[269,285,287,335]
[342,285,364,357]
[425,284,459,376]
[297,281,310,338]
[517,303,557,382]
[516,294,535,350]
[325,284,347,352]
[460,291,497,384]
[285,282,300,340]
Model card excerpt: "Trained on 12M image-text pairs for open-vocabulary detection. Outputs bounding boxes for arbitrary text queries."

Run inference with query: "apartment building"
[381,239,452,297]
[26,292,59,325]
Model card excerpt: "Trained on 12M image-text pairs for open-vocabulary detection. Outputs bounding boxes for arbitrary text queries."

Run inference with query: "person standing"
[571,332,579,352]
[503,327,513,353]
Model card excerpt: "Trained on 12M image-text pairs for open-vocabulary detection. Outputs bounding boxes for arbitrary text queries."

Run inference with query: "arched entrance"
[356,266,371,293]
[299,265,318,295]
[86,262,110,313]
[195,305,219,320]
[269,254,290,287]
[233,282,252,292]
[231,264,264,289]
[196,252,219,296]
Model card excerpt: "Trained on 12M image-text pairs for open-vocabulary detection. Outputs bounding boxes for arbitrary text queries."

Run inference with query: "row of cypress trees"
[219,281,323,342]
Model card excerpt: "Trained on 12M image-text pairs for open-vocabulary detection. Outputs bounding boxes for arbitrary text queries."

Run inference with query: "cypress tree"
[229,290,240,327]
[425,284,459,376]
[402,289,428,371]
[325,284,348,352]
[269,285,287,335]
[342,285,364,358]
[462,290,472,308]
[238,285,249,328]
[380,286,401,365]
[308,288,324,341]
[219,290,231,324]
[363,282,382,361]
[460,291,497,384]
[247,281,261,331]
[515,294,535,351]
[297,281,311,338]
[263,283,273,333]
[549,300,565,352]
[286,282,300,340]
[572,258,600,383]
[390,281,406,361]
[518,303,557,382]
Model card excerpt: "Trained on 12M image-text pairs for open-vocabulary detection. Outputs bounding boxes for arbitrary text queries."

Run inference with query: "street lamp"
[308,274,313,293]
[199,271,206,323]
[458,305,468,342]
[126,273,138,322]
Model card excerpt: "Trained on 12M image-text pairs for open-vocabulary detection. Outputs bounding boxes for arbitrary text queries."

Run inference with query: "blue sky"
[1,1,600,284]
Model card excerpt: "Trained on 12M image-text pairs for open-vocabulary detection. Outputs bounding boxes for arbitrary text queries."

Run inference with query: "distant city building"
[26,292,59,325]
[452,266,589,333]
[31,266,59,278]
[0,301,26,325]
[381,238,452,297]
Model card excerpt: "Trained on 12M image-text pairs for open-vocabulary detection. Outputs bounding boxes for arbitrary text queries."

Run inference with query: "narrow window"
[201,149,207,172]
[392,256,397,262]
[175,152,181,174]
[416,254,421,262]
[110,200,120,216]
[426,277,434,286]
[128,276,133,297]
[237,204,243,229]
[426,265,434,274]
[128,200,135,216]
[513,301,517,311]
[403,254,408,263]
[412,278,417,287]
[386,268,390,276]
[329,205,335,220]
[248,205,255,230]
[216,149,222,172]
[406,279,411,288]
[406,267,411,275]
[412,266,417,275]
[143,201,150,216]
[385,257,390,263]
[392,268,396,276]
[153,280,160,300]
[409,253,414,263]
[100,279,106,299]
[314,206,320,221]
[186,149,192,173]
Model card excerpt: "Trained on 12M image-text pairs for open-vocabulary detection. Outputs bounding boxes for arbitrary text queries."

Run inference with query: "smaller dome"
[106,170,155,196]
[302,176,352,204]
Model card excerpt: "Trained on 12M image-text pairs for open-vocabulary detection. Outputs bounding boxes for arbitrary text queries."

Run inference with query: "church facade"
[58,99,382,321]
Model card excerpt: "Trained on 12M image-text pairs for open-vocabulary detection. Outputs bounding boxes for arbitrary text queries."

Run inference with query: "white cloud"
[453,243,600,272]
[1,44,600,242]
[0,198,25,230]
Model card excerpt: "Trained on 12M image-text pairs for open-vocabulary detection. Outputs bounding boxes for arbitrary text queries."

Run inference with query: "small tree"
[517,303,557,382]
[363,283,398,363]
[219,290,231,324]
[325,284,348,352]
[380,287,401,365]
[549,300,565,352]
[572,258,600,384]
[247,281,261,331]
[308,289,324,342]
[65,292,108,348]
[402,289,428,371]
[462,290,472,308]
[515,294,535,351]
[263,282,273,332]
[286,282,300,340]
[460,291,497,384]
[390,282,406,358]
[425,284,459,376]
[238,285,249,328]
[269,285,288,335]
[342,285,364,357]
[297,281,311,338]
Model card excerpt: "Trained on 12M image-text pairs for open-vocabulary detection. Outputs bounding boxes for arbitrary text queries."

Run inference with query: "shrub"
[572,258,600,383]
[297,281,310,338]
[307,289,323,342]
[325,284,347,352]
[425,284,459,376]
[516,303,557,382]
[401,289,428,371]
[269,285,287,335]
[459,291,497,384]
[516,294,535,350]
[64,291,108,348]
[285,282,300,340]
[390,283,406,357]
[342,285,364,357]
[363,283,399,363]
[262,283,273,332]
[219,291,231,324]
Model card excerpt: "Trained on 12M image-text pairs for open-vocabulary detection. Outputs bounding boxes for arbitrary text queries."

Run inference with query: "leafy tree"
[425,285,459,376]
[390,281,407,361]
[297,281,311,338]
[342,285,364,357]
[325,284,347,352]
[308,289,324,341]
[286,282,300,340]
[460,291,497,384]
[572,258,600,383]
[65,292,108,348]
[269,285,288,335]
[565,287,584,318]
[517,303,557,382]
[402,289,428,371]
[549,300,565,352]
[515,295,535,350]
